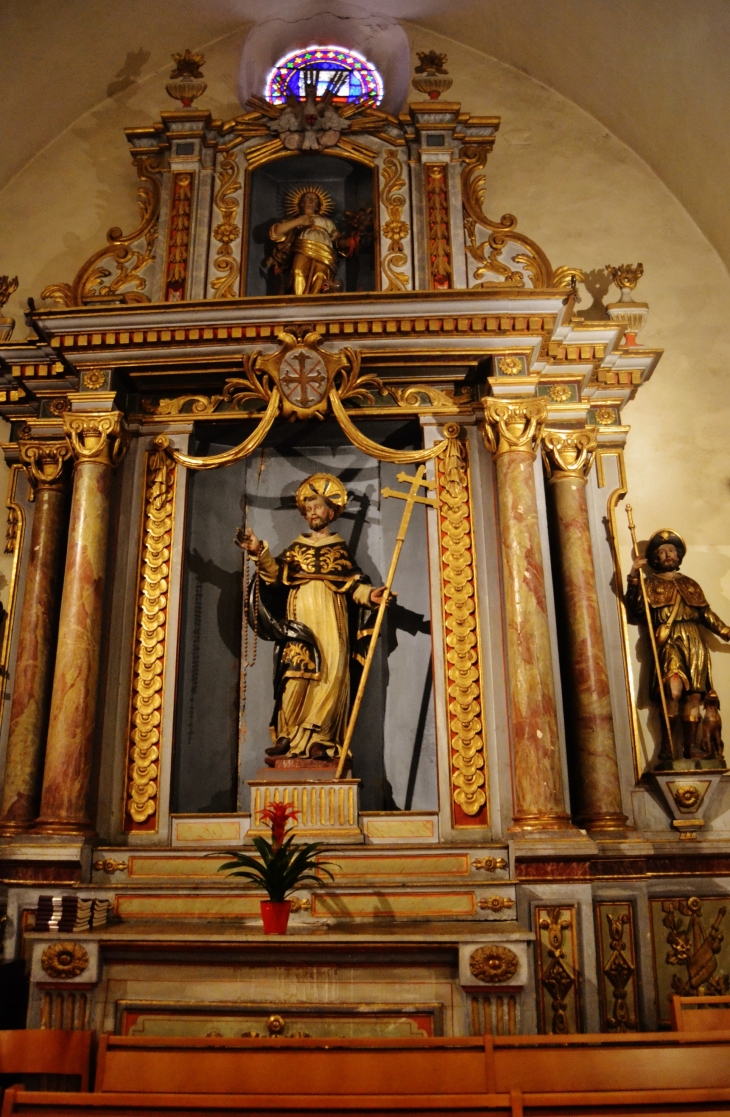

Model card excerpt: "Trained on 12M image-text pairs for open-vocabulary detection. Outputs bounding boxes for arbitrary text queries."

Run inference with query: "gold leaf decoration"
[41,941,89,980]
[211,155,242,299]
[469,944,519,984]
[435,424,488,820]
[381,153,410,292]
[126,445,176,827]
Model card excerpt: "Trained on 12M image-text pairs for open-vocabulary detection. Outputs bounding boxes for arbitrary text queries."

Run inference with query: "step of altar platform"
[89,843,515,923]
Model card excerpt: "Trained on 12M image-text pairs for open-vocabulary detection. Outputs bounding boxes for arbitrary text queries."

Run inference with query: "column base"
[0,819,35,838]
[31,819,96,838]
[573,812,630,834]
[508,812,578,833]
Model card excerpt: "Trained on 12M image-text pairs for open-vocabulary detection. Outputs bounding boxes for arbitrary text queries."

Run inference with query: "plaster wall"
[1,24,729,806]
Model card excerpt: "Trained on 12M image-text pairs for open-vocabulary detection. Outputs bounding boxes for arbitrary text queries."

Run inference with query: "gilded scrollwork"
[64,412,128,467]
[42,155,163,307]
[424,163,452,289]
[537,906,579,1034]
[482,398,547,459]
[19,440,71,494]
[380,153,410,292]
[436,424,488,820]
[542,429,597,480]
[126,445,176,827]
[210,155,242,299]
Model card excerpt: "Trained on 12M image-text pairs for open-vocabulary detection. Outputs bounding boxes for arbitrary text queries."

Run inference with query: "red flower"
[259,801,298,846]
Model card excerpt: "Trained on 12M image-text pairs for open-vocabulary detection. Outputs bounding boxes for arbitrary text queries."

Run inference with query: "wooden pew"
[671,994,730,1031]
[0,1031,92,1091]
[3,1033,730,1117]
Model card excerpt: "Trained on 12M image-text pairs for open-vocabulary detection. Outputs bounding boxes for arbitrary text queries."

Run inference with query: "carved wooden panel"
[649,895,730,1027]
[595,900,639,1032]
[535,904,581,1034]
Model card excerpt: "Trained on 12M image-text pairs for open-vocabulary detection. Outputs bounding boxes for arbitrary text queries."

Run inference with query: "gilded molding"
[125,445,176,828]
[435,425,488,822]
[19,440,71,495]
[542,428,597,481]
[424,163,452,290]
[165,171,194,301]
[126,446,177,831]
[482,397,547,459]
[41,154,163,307]
[0,466,25,711]
[64,412,127,467]
[211,155,242,300]
[380,153,410,292]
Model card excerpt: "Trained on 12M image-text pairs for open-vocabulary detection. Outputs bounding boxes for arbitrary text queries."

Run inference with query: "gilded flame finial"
[0,276,18,310]
[166,49,207,107]
[605,263,647,345]
[412,51,453,100]
[606,262,644,292]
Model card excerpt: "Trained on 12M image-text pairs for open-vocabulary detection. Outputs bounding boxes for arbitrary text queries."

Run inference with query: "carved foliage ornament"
[42,155,163,307]
[538,906,578,1034]
[380,153,410,292]
[41,941,89,980]
[211,154,242,300]
[436,425,488,821]
[469,944,519,984]
[126,446,176,828]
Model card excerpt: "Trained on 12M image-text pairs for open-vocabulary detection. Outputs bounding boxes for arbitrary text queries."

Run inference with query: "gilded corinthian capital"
[542,428,597,481]
[481,397,547,458]
[63,412,128,467]
[19,440,71,492]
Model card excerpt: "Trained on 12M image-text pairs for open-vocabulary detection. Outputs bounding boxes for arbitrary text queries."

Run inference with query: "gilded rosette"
[126,447,176,828]
[435,425,488,822]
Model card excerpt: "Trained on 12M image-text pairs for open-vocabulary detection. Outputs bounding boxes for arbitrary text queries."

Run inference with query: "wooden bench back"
[94,1033,730,1096]
[94,1036,489,1096]
[0,1032,92,1090]
[671,994,730,1031]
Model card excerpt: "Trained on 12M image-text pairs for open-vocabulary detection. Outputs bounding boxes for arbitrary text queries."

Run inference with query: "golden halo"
[295,473,348,519]
[285,184,334,217]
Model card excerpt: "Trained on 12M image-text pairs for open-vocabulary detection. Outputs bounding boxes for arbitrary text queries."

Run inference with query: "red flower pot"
[260,900,291,934]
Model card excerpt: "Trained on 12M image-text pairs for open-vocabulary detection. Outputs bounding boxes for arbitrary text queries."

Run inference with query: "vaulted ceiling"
[4,0,729,270]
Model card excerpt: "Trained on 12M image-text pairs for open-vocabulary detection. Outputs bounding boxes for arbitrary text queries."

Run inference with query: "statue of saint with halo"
[267,185,345,296]
[236,473,388,766]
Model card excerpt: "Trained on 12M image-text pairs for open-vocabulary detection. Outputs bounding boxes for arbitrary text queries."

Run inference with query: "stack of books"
[34,895,111,932]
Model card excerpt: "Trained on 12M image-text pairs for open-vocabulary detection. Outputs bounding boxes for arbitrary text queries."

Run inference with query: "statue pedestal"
[248,768,364,844]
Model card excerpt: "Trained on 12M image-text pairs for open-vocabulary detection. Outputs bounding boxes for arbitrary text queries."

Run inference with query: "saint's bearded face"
[654,543,680,571]
[303,495,335,531]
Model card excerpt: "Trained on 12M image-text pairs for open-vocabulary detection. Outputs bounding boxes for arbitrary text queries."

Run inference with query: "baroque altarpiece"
[0,57,728,1039]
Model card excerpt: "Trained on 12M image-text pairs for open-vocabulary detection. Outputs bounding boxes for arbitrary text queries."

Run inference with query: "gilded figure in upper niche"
[266,185,369,296]
[236,473,387,765]
[626,529,730,767]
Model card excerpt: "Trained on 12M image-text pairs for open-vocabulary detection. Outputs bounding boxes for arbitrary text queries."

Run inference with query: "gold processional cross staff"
[625,503,674,747]
[335,465,438,780]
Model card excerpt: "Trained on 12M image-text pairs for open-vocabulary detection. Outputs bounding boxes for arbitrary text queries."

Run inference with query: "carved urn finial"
[0,275,18,342]
[166,49,207,108]
[605,262,647,346]
[412,51,453,100]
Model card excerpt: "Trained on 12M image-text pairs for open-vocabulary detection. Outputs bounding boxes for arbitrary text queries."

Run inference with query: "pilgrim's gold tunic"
[255,533,373,757]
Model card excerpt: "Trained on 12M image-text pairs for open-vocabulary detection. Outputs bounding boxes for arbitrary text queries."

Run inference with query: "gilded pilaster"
[482,398,573,831]
[34,413,126,835]
[0,442,70,834]
[542,430,627,831]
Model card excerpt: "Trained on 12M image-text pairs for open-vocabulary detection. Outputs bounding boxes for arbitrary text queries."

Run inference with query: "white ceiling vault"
[3,0,730,271]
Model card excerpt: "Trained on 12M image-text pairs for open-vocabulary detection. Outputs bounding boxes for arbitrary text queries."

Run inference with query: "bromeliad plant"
[217,801,338,902]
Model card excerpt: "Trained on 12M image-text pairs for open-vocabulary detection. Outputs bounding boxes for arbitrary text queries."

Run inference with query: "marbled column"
[34,413,126,835]
[0,443,70,834]
[483,399,574,831]
[543,430,628,831]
